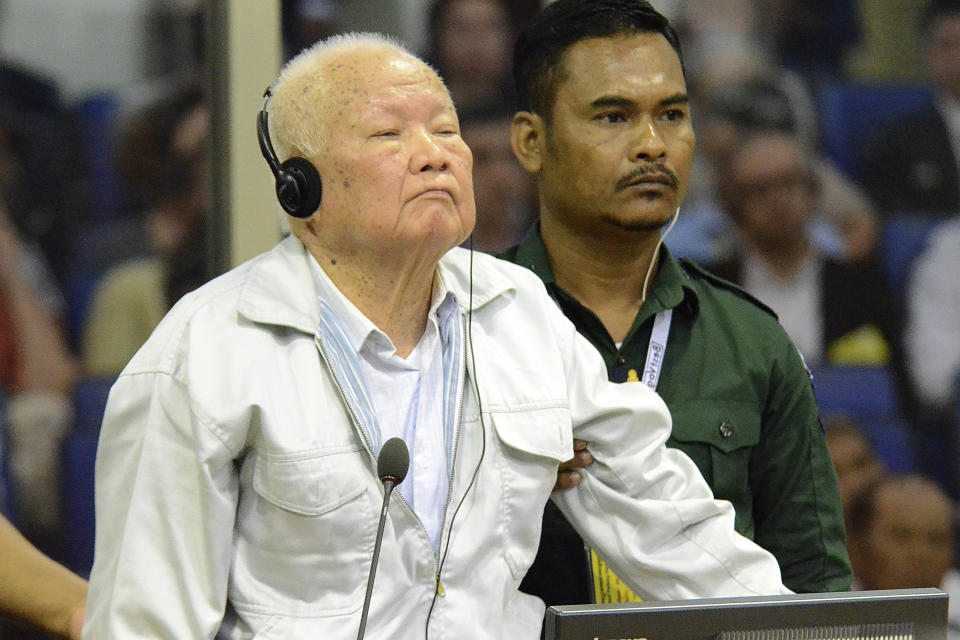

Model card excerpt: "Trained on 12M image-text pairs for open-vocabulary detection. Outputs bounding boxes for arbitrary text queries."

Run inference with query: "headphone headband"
[256,88,323,218]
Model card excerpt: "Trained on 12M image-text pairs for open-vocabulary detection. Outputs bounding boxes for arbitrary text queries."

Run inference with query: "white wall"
[0,0,160,100]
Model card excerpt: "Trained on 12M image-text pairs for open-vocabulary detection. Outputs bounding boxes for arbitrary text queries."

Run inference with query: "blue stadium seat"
[816,82,933,179]
[812,365,914,472]
[74,91,123,223]
[812,365,900,417]
[60,429,99,577]
[60,376,115,576]
[880,214,948,304]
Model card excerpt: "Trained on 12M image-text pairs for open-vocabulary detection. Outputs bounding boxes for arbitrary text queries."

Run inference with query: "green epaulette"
[678,258,779,320]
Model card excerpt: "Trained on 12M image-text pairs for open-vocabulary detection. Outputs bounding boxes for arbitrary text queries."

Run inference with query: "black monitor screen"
[545,588,947,640]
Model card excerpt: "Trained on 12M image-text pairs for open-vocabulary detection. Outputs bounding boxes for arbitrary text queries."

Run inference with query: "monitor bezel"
[545,588,948,640]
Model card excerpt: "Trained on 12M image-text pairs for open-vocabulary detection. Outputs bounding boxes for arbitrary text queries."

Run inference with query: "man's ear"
[510,110,545,174]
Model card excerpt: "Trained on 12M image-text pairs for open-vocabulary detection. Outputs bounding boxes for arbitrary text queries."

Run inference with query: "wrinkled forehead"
[321,48,450,110]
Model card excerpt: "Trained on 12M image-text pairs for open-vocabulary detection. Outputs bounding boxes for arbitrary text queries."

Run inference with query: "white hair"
[267,32,438,162]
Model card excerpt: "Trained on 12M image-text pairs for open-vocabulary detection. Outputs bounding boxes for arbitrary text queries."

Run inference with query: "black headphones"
[256,89,324,218]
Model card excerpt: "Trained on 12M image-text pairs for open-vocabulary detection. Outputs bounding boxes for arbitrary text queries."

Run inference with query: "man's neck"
[540,215,663,344]
[304,243,437,358]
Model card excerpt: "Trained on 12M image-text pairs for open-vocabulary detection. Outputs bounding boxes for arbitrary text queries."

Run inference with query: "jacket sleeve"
[83,369,240,639]
[550,319,792,600]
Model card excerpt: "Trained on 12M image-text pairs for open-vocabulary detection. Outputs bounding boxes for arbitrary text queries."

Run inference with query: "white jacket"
[84,235,788,639]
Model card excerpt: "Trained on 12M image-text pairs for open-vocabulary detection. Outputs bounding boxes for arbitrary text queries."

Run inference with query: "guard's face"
[534,33,695,237]
[315,50,475,260]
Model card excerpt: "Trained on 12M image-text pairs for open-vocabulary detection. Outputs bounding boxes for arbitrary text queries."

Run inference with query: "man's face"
[726,134,816,252]
[825,429,883,513]
[537,33,694,238]
[461,117,536,250]
[928,13,960,101]
[310,49,475,259]
[861,481,954,590]
[438,0,511,82]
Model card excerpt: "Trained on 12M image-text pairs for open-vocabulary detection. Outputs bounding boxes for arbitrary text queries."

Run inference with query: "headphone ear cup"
[277,157,323,218]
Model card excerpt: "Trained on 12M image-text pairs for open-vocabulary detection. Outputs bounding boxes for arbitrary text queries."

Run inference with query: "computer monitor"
[545,588,947,640]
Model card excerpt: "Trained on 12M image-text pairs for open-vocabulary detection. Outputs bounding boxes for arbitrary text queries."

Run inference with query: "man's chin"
[602,210,675,233]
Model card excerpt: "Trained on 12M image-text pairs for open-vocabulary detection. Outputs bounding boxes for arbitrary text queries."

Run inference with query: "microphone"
[357,437,409,640]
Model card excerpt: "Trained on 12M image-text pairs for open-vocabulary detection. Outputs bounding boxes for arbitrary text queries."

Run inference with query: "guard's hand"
[553,440,593,491]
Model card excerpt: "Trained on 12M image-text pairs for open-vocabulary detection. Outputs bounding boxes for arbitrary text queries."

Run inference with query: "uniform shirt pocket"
[667,401,761,536]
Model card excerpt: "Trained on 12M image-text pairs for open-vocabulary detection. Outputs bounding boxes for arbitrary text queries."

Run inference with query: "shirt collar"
[307,253,458,356]
[509,222,699,321]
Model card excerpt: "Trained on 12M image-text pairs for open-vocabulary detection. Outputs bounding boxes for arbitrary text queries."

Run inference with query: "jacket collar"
[235,235,516,335]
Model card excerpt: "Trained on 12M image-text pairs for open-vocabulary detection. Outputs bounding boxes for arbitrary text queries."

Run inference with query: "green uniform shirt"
[502,229,852,601]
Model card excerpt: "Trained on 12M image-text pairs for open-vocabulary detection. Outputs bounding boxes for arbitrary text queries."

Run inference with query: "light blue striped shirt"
[307,255,464,550]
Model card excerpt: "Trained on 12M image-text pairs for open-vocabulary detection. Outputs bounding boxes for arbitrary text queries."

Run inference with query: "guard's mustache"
[615,164,679,192]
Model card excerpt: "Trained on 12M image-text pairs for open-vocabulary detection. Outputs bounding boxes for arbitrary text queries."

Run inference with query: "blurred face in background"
[927,12,960,101]
[825,425,884,514]
[725,133,817,253]
[436,0,511,88]
[859,478,954,590]
[461,115,536,252]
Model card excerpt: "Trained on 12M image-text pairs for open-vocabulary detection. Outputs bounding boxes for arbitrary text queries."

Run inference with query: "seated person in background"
[80,81,209,378]
[83,32,789,640]
[847,474,960,638]
[458,104,537,253]
[822,414,886,517]
[0,197,77,549]
[708,130,906,377]
[0,513,86,640]
[906,217,960,416]
[675,72,879,265]
[424,0,520,112]
[856,0,960,218]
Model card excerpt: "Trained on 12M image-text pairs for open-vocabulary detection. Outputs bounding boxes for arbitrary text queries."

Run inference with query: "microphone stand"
[357,475,398,640]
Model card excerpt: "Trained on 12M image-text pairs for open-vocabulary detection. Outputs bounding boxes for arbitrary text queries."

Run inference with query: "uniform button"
[719,422,733,439]
[615,355,626,365]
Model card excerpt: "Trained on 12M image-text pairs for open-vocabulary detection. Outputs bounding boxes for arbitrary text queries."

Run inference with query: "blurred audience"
[846,474,960,637]
[906,217,960,415]
[857,0,960,218]
[755,0,862,87]
[708,130,902,374]
[282,0,343,62]
[823,415,886,519]
[458,105,536,253]
[0,199,78,552]
[0,0,86,296]
[80,80,210,378]
[425,0,518,111]
[671,70,878,265]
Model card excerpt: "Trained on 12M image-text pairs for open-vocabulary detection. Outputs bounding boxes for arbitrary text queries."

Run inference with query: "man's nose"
[629,118,667,162]
[410,130,450,173]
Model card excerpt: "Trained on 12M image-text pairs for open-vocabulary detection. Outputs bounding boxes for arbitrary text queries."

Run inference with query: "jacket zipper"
[313,335,434,548]
[433,312,469,597]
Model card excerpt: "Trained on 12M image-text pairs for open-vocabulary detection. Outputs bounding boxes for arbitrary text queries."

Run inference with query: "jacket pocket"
[667,401,761,535]
[232,445,374,616]
[489,407,572,580]
[252,444,367,516]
